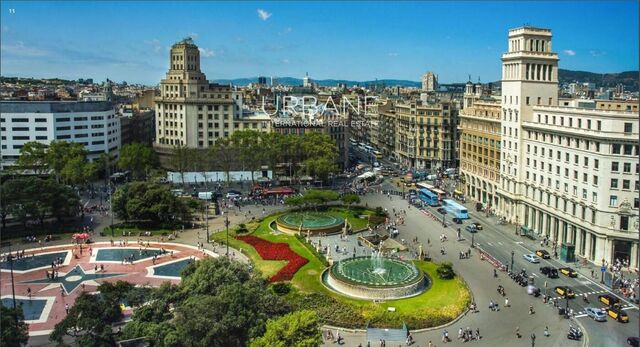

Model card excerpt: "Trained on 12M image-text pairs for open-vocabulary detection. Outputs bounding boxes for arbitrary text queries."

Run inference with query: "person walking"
[65,303,69,314]
[505,297,509,307]
[544,326,550,337]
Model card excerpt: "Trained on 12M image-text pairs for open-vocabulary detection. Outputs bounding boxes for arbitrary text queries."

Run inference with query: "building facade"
[154,38,269,155]
[494,26,639,267]
[421,72,438,92]
[459,82,502,206]
[0,101,120,168]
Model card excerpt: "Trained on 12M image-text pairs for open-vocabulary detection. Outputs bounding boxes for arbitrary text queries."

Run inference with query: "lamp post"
[205,201,210,244]
[8,253,17,324]
[601,259,605,284]
[224,211,230,257]
[471,233,475,248]
[515,215,519,235]
[511,250,515,273]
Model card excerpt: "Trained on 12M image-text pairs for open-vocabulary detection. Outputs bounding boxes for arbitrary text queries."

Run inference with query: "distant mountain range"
[212,77,422,88]
[214,69,638,91]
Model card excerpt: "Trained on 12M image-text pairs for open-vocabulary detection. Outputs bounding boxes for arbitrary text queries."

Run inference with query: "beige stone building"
[421,72,438,92]
[459,81,502,206]
[154,38,270,155]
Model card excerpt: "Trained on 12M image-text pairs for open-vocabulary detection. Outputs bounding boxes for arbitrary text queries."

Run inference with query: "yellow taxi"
[606,305,629,323]
[535,249,550,259]
[554,286,575,298]
[598,294,620,306]
[559,267,578,277]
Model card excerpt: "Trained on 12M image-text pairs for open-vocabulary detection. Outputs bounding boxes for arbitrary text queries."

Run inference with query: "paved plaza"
[0,242,215,336]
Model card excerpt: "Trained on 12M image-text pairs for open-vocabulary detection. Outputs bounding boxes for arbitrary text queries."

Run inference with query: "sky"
[1,1,638,85]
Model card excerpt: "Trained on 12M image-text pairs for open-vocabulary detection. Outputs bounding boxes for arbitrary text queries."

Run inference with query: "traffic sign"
[601,266,606,273]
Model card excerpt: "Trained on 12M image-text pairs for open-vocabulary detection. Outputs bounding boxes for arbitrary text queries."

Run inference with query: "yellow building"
[459,81,502,206]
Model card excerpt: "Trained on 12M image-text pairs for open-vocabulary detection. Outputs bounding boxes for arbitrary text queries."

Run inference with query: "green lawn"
[215,208,470,329]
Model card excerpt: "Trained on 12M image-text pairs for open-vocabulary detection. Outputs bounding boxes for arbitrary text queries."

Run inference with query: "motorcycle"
[567,326,582,340]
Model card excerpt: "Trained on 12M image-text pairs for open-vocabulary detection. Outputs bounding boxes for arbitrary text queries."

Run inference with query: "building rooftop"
[0,100,113,113]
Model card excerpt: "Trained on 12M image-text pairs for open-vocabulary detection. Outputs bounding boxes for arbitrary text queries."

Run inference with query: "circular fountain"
[275,212,345,235]
[322,254,429,300]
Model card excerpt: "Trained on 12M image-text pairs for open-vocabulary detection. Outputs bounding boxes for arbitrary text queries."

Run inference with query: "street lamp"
[601,259,605,284]
[471,233,475,248]
[511,250,515,273]
[224,210,230,257]
[515,215,519,235]
[8,252,17,324]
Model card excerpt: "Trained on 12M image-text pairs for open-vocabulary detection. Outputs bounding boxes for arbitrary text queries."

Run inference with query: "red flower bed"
[236,235,308,282]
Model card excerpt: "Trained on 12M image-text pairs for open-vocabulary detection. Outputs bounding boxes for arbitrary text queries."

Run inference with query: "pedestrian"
[65,303,70,314]
[428,341,433,347]
[27,287,31,299]
[516,326,520,338]
[505,297,509,307]
[544,326,550,337]
[60,284,65,297]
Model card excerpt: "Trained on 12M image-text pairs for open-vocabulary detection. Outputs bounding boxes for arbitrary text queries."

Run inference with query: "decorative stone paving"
[0,242,217,335]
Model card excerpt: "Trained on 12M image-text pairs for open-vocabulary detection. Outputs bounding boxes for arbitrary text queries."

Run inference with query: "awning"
[265,187,295,195]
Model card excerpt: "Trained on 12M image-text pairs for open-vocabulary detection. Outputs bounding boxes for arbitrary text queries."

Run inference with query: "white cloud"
[281,58,290,64]
[387,52,398,57]
[199,48,215,57]
[562,49,576,56]
[1,41,49,57]
[279,27,292,35]
[257,9,272,21]
[590,50,606,57]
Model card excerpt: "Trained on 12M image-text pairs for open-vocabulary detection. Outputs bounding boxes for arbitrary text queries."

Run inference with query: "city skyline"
[0,1,638,85]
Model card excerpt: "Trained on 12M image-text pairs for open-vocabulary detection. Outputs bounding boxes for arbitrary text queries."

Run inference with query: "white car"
[226,191,241,199]
[523,254,540,263]
[585,307,607,322]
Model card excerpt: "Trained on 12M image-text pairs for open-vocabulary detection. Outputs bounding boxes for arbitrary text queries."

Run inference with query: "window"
[583,173,587,183]
[623,162,631,173]
[597,120,601,130]
[583,157,588,166]
[57,117,70,122]
[623,180,630,190]
[35,127,47,131]
[624,145,633,155]
[55,126,71,131]
[612,144,621,154]
[574,155,578,164]
[35,136,47,140]
[612,162,619,171]
[593,176,598,186]
[610,195,618,207]
[624,122,633,133]
[35,118,47,123]
[593,193,598,203]
[526,96,530,105]
[611,179,619,189]
[594,159,599,169]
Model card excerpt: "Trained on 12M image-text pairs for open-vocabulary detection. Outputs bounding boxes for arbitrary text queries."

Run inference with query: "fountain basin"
[276,212,345,235]
[322,256,429,300]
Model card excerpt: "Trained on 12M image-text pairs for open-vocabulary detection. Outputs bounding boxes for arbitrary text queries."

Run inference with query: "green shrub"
[271,282,292,295]
[374,206,386,217]
[436,262,455,279]
[236,223,249,234]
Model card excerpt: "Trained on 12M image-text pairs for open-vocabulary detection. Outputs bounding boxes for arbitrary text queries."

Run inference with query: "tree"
[50,292,121,346]
[118,143,158,180]
[1,303,29,347]
[210,138,239,186]
[112,182,194,225]
[231,130,265,183]
[45,140,88,183]
[341,193,360,214]
[250,310,322,347]
[16,141,49,174]
[170,145,195,189]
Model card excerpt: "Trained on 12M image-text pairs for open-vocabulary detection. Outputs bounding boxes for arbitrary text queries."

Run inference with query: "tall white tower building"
[497,27,559,221]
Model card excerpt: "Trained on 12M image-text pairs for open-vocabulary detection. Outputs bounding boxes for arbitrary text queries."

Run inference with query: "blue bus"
[442,199,469,219]
[419,189,439,206]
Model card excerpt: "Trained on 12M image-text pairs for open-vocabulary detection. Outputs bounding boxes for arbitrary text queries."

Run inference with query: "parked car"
[585,307,607,322]
[554,286,575,298]
[471,222,483,230]
[559,267,578,277]
[598,294,621,307]
[475,202,483,212]
[627,337,639,347]
[535,249,550,259]
[465,225,478,233]
[607,306,629,323]
[226,190,242,199]
[437,207,447,214]
[540,266,559,278]
[523,254,541,263]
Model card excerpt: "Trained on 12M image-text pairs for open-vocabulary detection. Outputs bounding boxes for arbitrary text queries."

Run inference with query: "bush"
[237,223,249,234]
[374,206,386,217]
[436,262,455,280]
[271,282,292,295]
